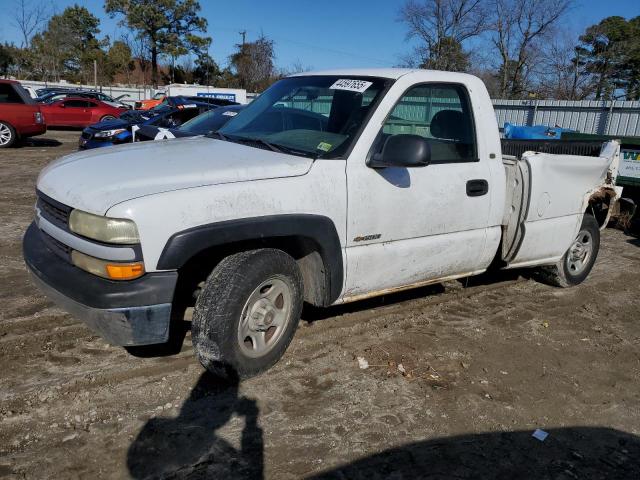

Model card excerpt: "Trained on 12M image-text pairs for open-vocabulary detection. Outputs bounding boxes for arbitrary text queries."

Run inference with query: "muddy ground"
[1,130,639,479]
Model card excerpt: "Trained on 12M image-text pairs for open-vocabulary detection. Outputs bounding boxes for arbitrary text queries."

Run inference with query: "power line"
[211,25,395,66]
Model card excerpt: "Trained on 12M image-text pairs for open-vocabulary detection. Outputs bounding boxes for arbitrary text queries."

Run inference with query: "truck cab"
[24,69,620,377]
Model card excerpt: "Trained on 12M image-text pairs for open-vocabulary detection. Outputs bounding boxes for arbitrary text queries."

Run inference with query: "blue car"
[134,105,246,141]
[78,97,234,149]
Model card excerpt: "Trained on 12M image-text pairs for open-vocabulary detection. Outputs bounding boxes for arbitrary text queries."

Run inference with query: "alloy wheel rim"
[0,124,11,145]
[566,228,593,275]
[237,275,293,358]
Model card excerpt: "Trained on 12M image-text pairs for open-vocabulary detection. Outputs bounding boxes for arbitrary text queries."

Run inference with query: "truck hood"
[37,137,314,215]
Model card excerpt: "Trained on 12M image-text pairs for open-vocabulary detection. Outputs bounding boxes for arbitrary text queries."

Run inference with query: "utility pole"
[93,60,97,90]
[239,30,246,46]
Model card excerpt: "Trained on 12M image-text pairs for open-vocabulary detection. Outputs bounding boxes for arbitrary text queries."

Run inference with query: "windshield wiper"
[210,133,315,158]
[227,135,282,153]
[209,131,229,141]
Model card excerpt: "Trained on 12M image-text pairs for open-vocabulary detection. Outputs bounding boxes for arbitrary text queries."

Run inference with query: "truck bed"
[500,140,621,268]
[501,139,602,159]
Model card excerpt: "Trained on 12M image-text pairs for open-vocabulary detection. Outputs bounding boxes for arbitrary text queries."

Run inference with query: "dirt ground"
[1,130,640,479]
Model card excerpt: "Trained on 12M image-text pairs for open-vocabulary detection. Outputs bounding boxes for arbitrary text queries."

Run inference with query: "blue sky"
[0,0,638,70]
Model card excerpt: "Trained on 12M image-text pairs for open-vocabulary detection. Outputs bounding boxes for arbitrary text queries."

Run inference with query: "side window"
[381,84,476,163]
[64,100,88,108]
[0,84,25,104]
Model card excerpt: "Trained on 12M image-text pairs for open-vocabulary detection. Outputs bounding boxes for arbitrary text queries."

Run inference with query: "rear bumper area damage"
[23,223,177,346]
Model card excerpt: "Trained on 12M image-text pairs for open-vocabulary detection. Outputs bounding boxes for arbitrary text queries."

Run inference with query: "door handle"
[466,179,489,197]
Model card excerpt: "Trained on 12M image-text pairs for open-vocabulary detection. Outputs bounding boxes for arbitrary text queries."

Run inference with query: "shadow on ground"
[301,267,528,324]
[310,427,640,479]
[128,382,640,480]
[627,236,640,248]
[127,371,263,479]
[20,137,63,147]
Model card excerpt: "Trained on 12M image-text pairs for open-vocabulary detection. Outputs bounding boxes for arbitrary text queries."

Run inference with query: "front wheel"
[191,249,303,378]
[539,214,600,287]
[0,122,16,148]
[100,115,116,122]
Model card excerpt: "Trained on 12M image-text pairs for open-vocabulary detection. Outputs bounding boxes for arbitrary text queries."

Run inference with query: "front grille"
[37,192,71,230]
[41,230,72,262]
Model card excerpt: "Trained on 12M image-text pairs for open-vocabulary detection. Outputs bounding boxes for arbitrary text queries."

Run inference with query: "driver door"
[59,100,92,126]
[344,83,493,299]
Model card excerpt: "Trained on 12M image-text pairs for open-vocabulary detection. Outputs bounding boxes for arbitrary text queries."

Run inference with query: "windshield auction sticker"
[329,79,373,93]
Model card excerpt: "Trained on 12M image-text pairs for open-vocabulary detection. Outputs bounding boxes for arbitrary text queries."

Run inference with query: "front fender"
[157,214,343,305]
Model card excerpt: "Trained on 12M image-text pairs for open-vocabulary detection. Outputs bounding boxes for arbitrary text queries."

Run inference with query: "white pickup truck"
[24,69,621,378]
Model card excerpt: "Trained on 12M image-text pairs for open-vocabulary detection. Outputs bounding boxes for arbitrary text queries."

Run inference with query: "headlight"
[94,128,126,138]
[71,250,145,280]
[69,209,140,244]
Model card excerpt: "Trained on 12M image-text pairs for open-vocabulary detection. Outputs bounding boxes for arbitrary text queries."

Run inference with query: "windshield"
[182,107,242,134]
[218,75,390,158]
[150,98,169,111]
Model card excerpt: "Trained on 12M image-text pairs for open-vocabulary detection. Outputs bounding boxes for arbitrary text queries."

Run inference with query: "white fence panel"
[492,99,640,137]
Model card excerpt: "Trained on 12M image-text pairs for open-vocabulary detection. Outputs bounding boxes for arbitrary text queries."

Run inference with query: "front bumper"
[23,223,178,346]
[20,124,47,138]
[78,132,131,150]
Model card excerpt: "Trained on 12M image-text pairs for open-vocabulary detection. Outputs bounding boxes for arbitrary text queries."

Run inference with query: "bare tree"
[122,32,151,87]
[11,0,48,48]
[490,0,572,98]
[399,0,489,71]
[535,30,592,99]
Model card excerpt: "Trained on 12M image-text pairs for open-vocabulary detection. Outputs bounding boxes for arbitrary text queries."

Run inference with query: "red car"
[0,79,46,148]
[40,97,127,128]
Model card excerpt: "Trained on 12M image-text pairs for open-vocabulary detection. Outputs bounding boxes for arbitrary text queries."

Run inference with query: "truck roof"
[292,68,418,79]
[291,68,480,84]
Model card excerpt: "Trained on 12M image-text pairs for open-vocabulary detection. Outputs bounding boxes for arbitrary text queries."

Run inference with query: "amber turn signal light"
[106,262,145,280]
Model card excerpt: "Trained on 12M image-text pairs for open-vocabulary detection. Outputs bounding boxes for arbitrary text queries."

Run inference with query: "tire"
[100,115,116,122]
[0,122,16,148]
[539,214,600,287]
[192,249,304,379]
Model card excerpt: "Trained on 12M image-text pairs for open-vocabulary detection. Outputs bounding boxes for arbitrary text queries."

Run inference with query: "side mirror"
[368,134,431,169]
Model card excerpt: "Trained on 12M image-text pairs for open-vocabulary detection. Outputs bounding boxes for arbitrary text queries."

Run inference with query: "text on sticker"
[329,79,373,93]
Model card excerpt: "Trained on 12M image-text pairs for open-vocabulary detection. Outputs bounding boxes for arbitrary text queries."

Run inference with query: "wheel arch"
[157,214,343,307]
[586,186,619,230]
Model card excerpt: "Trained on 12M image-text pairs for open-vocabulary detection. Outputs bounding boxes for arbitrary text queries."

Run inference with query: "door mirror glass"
[367,134,431,168]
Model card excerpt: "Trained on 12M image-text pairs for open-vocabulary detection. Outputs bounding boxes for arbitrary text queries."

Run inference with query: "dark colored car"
[35,86,76,97]
[37,90,131,109]
[179,96,239,107]
[135,104,246,141]
[40,98,128,128]
[78,99,218,149]
[0,80,46,148]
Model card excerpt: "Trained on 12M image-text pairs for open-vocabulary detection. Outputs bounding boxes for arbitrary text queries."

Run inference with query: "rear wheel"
[539,214,600,287]
[0,122,16,148]
[191,249,303,378]
[100,115,116,122]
